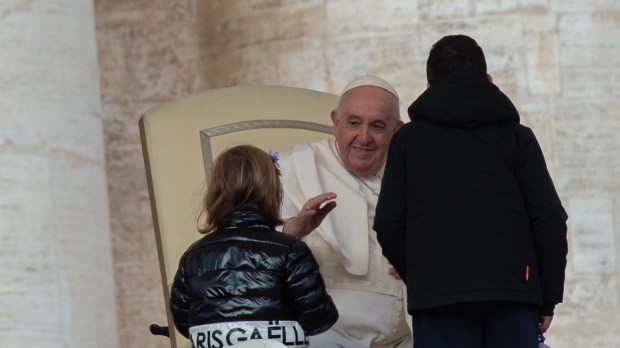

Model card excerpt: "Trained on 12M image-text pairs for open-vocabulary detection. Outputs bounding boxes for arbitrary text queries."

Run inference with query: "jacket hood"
[408,71,519,128]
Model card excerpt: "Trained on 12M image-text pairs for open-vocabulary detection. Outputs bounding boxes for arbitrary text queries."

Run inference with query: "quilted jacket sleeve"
[169,253,191,338]
[284,240,339,335]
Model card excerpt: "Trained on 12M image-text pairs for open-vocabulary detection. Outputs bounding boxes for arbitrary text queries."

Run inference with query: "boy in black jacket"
[373,34,568,348]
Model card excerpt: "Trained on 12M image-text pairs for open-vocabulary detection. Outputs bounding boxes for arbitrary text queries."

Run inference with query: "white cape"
[281,139,369,275]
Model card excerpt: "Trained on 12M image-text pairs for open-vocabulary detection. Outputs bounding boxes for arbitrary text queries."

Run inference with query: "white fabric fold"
[284,139,369,275]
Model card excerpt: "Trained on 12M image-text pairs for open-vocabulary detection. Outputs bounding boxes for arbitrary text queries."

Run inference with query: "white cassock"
[280,139,412,348]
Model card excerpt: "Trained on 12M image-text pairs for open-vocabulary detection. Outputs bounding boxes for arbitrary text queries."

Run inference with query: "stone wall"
[0,1,117,347]
[94,1,204,347]
[93,1,620,347]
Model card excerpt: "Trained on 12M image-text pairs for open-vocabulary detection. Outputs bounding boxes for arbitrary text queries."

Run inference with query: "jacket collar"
[217,203,274,230]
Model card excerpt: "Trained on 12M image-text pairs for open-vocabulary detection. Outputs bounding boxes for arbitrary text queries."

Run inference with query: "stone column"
[0,1,118,347]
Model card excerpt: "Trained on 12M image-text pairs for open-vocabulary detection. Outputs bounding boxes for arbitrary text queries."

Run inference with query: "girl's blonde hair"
[198,145,283,233]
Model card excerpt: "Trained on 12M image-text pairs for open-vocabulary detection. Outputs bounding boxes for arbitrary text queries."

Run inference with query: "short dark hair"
[426,35,487,84]
[199,145,283,233]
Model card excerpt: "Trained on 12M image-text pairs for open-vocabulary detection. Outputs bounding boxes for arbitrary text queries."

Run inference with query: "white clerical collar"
[366,165,385,182]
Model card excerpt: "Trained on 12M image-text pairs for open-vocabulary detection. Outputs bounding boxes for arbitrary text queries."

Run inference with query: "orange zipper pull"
[525,265,530,281]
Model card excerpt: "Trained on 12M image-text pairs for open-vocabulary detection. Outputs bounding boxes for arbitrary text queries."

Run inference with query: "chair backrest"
[139,85,338,347]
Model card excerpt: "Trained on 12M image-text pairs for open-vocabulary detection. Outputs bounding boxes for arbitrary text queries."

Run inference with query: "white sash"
[189,320,308,348]
[287,140,369,275]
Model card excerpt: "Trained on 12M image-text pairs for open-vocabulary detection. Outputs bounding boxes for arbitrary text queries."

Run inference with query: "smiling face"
[331,85,403,177]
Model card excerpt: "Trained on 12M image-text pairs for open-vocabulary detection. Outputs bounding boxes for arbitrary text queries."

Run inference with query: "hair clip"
[268,149,280,168]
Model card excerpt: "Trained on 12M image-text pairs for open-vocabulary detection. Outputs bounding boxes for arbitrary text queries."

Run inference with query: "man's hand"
[282,192,337,239]
[388,266,401,280]
[539,315,553,333]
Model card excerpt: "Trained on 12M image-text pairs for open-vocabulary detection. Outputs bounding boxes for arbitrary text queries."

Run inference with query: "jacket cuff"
[540,304,555,316]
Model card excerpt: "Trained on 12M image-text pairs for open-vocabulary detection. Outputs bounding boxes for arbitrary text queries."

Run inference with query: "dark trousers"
[411,301,539,348]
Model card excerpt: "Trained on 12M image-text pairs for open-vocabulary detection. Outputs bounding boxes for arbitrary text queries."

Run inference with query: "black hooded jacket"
[373,72,568,315]
[169,204,338,338]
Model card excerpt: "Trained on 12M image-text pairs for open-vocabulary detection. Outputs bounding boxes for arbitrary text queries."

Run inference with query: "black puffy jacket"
[169,204,338,338]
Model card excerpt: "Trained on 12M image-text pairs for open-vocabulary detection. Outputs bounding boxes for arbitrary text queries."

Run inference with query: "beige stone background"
[1,0,619,347]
